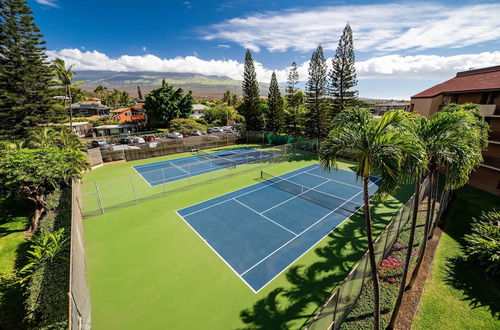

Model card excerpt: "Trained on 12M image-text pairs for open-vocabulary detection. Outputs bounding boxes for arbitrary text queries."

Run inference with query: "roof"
[132,102,144,110]
[70,102,110,110]
[62,121,90,126]
[94,124,135,129]
[412,65,500,98]
[192,104,208,111]
[110,108,131,113]
[375,101,410,106]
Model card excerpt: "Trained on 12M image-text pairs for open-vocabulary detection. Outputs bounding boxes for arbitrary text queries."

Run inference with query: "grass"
[82,144,414,329]
[413,185,500,329]
[0,196,30,329]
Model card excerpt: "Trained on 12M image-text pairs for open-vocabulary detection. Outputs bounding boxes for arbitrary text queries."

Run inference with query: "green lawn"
[82,145,414,329]
[413,185,500,329]
[0,197,30,329]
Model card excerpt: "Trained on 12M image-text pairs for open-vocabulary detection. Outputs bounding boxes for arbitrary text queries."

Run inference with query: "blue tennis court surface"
[133,147,276,186]
[177,164,381,292]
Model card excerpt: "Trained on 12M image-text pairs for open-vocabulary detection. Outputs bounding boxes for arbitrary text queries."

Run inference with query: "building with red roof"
[410,65,500,195]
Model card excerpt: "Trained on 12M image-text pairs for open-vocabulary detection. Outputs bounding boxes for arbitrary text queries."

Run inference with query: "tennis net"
[198,149,237,168]
[260,170,364,216]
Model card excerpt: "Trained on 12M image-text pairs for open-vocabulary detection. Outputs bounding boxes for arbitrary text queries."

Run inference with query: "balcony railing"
[478,104,497,116]
[482,155,500,170]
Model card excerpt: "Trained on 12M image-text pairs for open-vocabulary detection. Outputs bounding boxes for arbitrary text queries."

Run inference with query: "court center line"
[181,165,319,218]
[240,177,381,277]
[261,179,332,214]
[305,171,364,190]
[232,198,298,236]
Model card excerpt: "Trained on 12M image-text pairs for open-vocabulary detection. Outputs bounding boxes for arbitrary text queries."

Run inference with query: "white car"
[108,145,140,151]
[167,132,183,139]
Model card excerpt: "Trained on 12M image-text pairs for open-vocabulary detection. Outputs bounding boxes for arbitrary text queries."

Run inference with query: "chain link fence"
[304,177,454,329]
[79,142,318,218]
[69,180,91,329]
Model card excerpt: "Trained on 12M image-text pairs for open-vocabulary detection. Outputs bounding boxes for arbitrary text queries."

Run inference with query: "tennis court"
[133,147,276,186]
[177,164,381,292]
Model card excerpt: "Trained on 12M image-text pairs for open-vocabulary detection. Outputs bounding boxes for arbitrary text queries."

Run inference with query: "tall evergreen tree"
[305,45,329,142]
[266,72,284,133]
[0,0,63,139]
[137,86,143,100]
[329,23,358,114]
[241,49,263,131]
[285,62,301,135]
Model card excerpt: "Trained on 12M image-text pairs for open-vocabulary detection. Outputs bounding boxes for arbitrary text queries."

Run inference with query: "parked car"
[130,137,145,144]
[143,135,156,142]
[119,137,135,144]
[192,130,203,136]
[90,140,109,149]
[108,145,140,151]
[208,127,221,133]
[167,132,183,139]
[180,133,189,138]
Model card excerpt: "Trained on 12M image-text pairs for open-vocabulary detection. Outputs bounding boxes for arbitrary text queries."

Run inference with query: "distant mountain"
[75,71,258,99]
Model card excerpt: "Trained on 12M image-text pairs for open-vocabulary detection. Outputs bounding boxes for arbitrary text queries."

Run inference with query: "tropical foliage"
[0,147,89,233]
[143,79,194,127]
[169,118,206,134]
[464,209,500,276]
[320,109,425,330]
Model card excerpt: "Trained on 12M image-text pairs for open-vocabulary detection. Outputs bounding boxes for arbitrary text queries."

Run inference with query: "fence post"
[95,182,104,214]
[162,168,167,192]
[130,176,137,204]
[188,163,191,188]
[210,158,213,183]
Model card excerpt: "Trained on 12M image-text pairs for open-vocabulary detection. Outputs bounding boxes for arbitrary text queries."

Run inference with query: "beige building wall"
[410,95,443,117]
[469,167,500,196]
[457,93,482,104]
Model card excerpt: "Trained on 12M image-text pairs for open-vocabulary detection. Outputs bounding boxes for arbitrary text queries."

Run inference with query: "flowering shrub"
[379,256,403,284]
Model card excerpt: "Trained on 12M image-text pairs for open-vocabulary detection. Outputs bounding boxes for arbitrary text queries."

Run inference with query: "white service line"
[181,165,319,218]
[305,171,363,190]
[240,177,381,277]
[232,198,298,236]
[169,161,189,174]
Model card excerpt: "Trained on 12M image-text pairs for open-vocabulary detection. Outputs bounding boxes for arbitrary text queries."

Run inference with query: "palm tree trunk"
[68,86,73,131]
[428,171,449,239]
[387,179,421,329]
[29,197,45,234]
[363,175,380,330]
[407,170,434,289]
[427,172,439,239]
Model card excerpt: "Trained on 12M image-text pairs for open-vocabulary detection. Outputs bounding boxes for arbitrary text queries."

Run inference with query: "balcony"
[482,155,500,171]
[479,104,497,116]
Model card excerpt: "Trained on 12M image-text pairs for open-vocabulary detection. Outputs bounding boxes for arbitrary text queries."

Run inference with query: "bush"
[23,188,72,328]
[464,209,500,276]
[169,118,206,134]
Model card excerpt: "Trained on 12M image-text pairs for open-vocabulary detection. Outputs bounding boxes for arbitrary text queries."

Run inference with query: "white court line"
[175,210,259,293]
[305,171,364,190]
[243,178,382,292]
[169,161,189,174]
[232,198,298,236]
[240,177,381,277]
[181,165,319,218]
[261,179,332,214]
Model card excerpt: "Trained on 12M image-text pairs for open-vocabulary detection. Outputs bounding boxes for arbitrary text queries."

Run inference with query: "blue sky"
[30,0,500,99]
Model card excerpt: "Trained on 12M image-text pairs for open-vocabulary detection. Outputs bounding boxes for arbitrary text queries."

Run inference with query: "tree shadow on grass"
[443,256,500,319]
[238,190,412,329]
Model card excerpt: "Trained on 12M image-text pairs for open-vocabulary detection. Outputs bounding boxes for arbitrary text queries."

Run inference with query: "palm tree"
[387,114,428,329]
[28,127,58,148]
[319,109,425,330]
[52,57,83,131]
[407,104,487,289]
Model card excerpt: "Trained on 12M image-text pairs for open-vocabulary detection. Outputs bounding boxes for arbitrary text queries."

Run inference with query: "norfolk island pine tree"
[319,109,425,330]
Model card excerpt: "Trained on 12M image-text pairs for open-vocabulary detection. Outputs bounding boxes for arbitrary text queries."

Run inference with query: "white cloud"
[142,46,147,52]
[46,48,500,83]
[203,2,500,53]
[36,0,58,7]
[216,44,231,49]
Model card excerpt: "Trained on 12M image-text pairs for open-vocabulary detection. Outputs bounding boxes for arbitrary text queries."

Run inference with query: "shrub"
[464,209,500,276]
[169,118,206,134]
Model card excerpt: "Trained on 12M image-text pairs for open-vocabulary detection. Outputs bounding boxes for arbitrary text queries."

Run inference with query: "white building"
[191,104,208,118]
